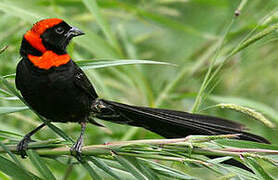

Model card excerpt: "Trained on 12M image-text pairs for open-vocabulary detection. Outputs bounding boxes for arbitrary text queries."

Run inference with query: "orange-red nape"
[24,18,71,70]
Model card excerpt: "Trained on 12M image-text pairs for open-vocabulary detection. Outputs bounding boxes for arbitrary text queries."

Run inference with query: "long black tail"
[92,99,269,172]
[94,99,269,144]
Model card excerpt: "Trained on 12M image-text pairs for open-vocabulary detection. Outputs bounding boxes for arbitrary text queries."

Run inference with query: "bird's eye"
[55,27,64,34]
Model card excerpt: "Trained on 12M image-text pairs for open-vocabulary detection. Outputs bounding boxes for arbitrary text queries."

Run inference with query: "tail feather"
[95,99,269,144]
[93,99,269,172]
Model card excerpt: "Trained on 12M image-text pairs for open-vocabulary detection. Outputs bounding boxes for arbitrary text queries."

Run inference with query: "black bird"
[15,18,269,169]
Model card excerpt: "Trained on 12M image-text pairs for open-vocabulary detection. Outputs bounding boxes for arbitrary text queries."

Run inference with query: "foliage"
[0,0,278,179]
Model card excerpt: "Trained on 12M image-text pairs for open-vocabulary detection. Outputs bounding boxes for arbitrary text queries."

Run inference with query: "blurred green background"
[0,0,278,179]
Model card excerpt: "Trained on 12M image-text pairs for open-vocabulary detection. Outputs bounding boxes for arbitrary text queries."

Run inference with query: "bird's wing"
[73,63,98,99]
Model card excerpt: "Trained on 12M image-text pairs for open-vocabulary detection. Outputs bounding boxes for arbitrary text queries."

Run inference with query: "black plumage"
[15,19,269,170]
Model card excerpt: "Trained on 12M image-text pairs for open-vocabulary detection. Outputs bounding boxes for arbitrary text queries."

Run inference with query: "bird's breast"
[16,59,91,122]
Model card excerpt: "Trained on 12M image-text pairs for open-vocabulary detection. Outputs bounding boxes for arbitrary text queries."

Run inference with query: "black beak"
[67,26,84,38]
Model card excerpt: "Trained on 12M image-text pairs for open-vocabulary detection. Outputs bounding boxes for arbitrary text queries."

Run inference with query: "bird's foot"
[70,137,84,162]
[17,135,32,158]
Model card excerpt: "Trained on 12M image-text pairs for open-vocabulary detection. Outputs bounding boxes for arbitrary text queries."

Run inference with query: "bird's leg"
[17,123,46,158]
[70,121,86,161]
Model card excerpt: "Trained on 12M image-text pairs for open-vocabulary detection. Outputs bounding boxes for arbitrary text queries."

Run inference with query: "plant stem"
[1,135,277,163]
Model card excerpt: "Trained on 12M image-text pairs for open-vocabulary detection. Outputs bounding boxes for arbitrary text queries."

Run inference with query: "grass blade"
[0,46,8,54]
[82,0,121,53]
[244,157,275,180]
[224,166,257,180]
[27,150,56,180]
[81,161,102,180]
[0,129,22,138]
[2,59,173,80]
[0,96,19,101]
[0,155,40,180]
[215,139,278,150]
[0,171,10,180]
[43,120,74,143]
[113,154,148,180]
[192,21,278,113]
[141,159,198,180]
[76,59,174,70]
[0,87,13,96]
[88,156,122,180]
[0,106,29,115]
[231,23,278,56]
[0,76,23,101]
[114,1,213,39]
[191,19,235,113]
[0,142,23,168]
[155,40,220,107]
[127,157,160,180]
[0,1,40,22]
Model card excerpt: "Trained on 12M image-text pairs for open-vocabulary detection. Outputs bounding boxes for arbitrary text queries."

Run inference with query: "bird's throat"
[28,51,70,70]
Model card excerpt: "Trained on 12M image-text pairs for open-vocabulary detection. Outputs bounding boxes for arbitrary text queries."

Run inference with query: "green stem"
[191,19,235,113]
[2,134,276,160]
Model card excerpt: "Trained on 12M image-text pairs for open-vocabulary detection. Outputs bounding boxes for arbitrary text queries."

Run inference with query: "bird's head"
[20,18,84,69]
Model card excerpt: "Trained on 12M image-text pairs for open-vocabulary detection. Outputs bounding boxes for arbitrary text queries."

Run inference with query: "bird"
[16,18,269,167]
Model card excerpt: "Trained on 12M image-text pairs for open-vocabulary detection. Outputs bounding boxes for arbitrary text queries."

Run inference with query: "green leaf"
[73,27,120,58]
[244,157,274,180]
[191,20,235,113]
[127,157,160,180]
[0,87,13,96]
[0,1,40,22]
[88,156,122,180]
[216,139,278,150]
[0,155,40,180]
[138,9,213,39]
[42,121,74,143]
[76,59,175,70]
[2,73,16,78]
[3,59,173,81]
[113,155,148,180]
[82,0,120,52]
[0,96,19,100]
[141,159,198,180]
[0,142,23,169]
[27,150,56,180]
[232,23,278,56]
[0,46,8,54]
[0,129,22,138]
[0,106,29,115]
[113,1,212,39]
[224,165,257,180]
[0,76,24,101]
[0,171,10,180]
[91,159,136,179]
[81,161,102,180]
[208,156,233,164]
